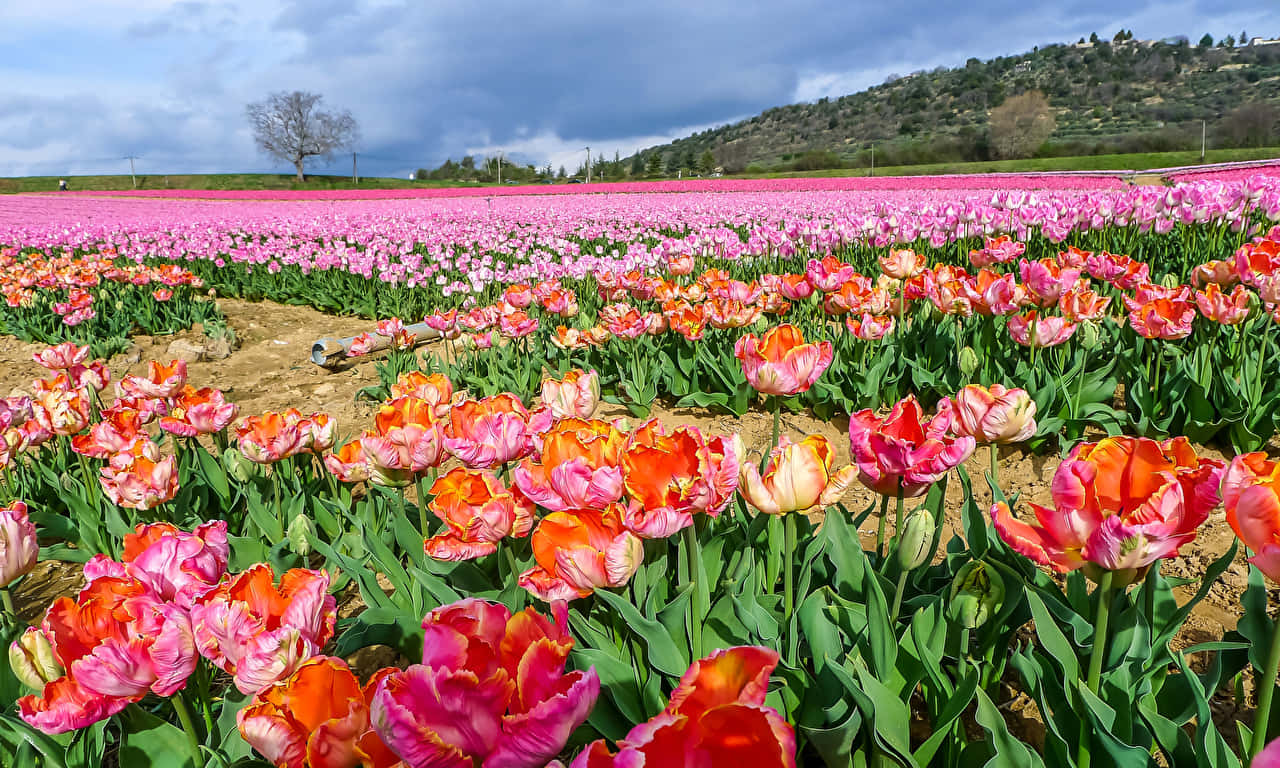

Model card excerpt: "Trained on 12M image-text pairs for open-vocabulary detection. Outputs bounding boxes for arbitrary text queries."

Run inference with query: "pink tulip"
[734,324,833,397]
[1007,310,1077,348]
[845,313,894,340]
[99,448,179,511]
[82,521,228,609]
[32,342,89,371]
[1194,283,1252,325]
[938,384,1037,445]
[0,500,38,588]
[370,599,599,768]
[1221,453,1280,583]
[443,393,535,469]
[191,565,336,695]
[18,575,197,734]
[849,396,975,498]
[541,369,601,420]
[879,249,925,280]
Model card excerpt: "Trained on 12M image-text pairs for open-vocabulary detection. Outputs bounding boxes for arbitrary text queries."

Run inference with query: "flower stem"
[1251,593,1280,761]
[889,569,909,625]
[1,588,14,616]
[1078,569,1116,768]
[783,512,797,663]
[416,475,432,535]
[875,494,889,561]
[989,444,999,491]
[894,486,905,545]
[765,395,782,473]
[682,524,705,660]
[171,694,206,768]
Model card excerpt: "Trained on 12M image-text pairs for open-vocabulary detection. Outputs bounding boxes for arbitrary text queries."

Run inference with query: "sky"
[1,0,1277,179]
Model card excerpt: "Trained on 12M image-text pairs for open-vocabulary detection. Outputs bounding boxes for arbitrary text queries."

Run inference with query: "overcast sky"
[1,0,1277,178]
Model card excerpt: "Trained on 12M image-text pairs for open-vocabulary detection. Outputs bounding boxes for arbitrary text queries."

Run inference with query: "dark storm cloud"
[1,0,1277,176]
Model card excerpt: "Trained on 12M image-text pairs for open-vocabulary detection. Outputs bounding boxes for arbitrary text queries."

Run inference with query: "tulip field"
[1,173,1280,768]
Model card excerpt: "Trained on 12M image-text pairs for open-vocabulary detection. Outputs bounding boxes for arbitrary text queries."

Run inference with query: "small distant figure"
[58,179,68,192]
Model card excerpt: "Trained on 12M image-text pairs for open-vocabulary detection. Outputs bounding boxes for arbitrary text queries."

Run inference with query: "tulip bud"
[287,514,313,557]
[1159,272,1180,289]
[958,347,979,379]
[948,560,1005,630]
[1079,320,1102,350]
[897,508,935,571]
[223,447,257,483]
[9,628,63,690]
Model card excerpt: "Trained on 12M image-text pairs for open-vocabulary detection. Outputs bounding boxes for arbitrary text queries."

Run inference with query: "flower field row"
[51,171,1129,201]
[0,325,1275,767]
[1,176,1279,767]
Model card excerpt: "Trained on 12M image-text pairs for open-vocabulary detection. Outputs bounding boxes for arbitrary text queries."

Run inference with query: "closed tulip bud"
[948,560,1006,630]
[287,514,313,557]
[1079,320,1102,350]
[222,447,256,483]
[897,508,935,571]
[1159,272,1180,289]
[959,346,979,378]
[9,628,63,690]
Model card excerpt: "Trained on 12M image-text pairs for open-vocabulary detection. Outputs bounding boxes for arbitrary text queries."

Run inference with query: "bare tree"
[246,91,359,181]
[988,90,1057,159]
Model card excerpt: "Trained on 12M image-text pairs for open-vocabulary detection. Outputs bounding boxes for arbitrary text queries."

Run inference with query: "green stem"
[893,486,905,545]
[76,453,101,512]
[171,694,206,768]
[682,524,706,660]
[783,513,797,651]
[1251,594,1280,761]
[1078,570,1116,768]
[416,475,432,535]
[764,395,782,473]
[889,569,909,625]
[875,494,889,561]
[989,444,999,491]
[1,588,14,616]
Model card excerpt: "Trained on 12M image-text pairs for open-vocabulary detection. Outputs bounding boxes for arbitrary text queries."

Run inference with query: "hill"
[631,33,1280,174]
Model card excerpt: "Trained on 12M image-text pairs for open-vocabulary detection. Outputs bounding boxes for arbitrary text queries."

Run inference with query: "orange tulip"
[425,468,535,561]
[1222,453,1280,583]
[734,324,833,397]
[620,420,739,538]
[512,418,626,513]
[519,504,643,602]
[238,656,401,768]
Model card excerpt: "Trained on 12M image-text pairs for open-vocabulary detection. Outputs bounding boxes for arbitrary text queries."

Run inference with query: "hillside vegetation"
[632,33,1280,174]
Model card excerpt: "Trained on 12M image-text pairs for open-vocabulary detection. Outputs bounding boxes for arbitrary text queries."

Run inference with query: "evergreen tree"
[698,149,716,173]
[1198,33,1214,48]
[631,153,645,176]
[645,153,664,176]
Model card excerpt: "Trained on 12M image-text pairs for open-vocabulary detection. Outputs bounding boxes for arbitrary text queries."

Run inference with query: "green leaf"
[593,588,689,678]
[119,707,196,768]
[971,685,1046,768]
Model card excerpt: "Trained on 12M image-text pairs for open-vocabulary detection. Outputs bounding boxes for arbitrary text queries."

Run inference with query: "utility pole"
[1200,120,1206,163]
[124,155,139,189]
[870,144,875,177]
[352,153,358,184]
[497,150,502,185]
[585,146,591,183]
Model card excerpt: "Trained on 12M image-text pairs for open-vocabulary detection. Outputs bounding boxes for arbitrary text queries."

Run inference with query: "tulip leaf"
[1152,540,1237,651]
[970,685,1046,768]
[593,588,689,678]
[1076,684,1153,768]
[0,714,68,768]
[1024,588,1080,682]
[119,707,196,768]
[851,659,919,768]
